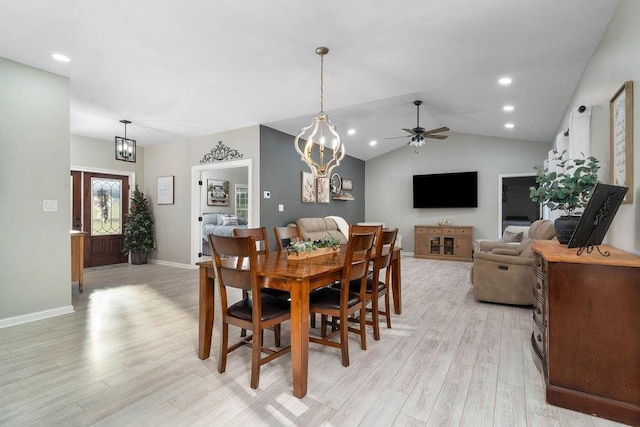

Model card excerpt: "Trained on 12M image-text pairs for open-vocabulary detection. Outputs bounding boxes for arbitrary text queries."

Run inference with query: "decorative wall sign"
[317,177,330,203]
[207,179,229,206]
[157,176,174,205]
[200,141,244,163]
[301,172,316,203]
[610,81,634,203]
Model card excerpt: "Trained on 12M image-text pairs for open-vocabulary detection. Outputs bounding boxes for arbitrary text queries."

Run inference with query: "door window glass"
[91,177,122,236]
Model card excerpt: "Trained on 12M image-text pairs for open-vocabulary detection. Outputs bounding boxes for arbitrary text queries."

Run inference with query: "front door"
[82,172,129,267]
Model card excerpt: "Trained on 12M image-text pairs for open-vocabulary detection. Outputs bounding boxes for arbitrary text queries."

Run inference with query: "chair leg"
[274,324,281,347]
[371,296,381,341]
[320,314,328,337]
[310,313,316,328]
[340,311,350,367]
[240,290,249,337]
[384,293,392,329]
[359,306,367,350]
[250,326,262,389]
[218,322,229,373]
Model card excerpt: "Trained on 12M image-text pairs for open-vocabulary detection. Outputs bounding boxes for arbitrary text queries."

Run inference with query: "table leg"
[289,278,310,398]
[198,265,215,360]
[391,252,402,314]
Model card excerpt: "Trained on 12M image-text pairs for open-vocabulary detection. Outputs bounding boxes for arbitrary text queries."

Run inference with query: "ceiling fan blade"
[384,136,410,140]
[425,126,450,134]
[402,128,417,136]
[426,134,448,140]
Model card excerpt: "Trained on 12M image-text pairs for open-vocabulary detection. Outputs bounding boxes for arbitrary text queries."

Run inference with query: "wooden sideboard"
[414,225,473,262]
[532,240,640,426]
[71,231,87,292]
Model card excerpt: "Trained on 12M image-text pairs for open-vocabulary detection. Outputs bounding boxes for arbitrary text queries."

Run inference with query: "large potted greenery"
[529,150,600,244]
[123,186,155,264]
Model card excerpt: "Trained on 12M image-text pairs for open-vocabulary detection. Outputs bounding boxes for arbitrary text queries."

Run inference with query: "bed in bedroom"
[201,213,248,256]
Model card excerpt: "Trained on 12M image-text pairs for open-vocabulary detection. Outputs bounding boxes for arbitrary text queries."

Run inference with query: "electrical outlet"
[278,204,284,212]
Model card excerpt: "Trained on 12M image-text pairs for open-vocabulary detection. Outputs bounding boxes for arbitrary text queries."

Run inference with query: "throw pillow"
[503,230,524,243]
[222,215,238,226]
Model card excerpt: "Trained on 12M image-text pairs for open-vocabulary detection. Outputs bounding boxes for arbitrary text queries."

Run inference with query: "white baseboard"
[149,259,194,269]
[0,305,74,329]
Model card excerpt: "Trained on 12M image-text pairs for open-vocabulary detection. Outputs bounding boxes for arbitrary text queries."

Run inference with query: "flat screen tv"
[413,171,478,208]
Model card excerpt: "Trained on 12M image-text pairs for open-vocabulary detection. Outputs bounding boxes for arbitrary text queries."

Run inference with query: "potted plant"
[529,150,600,243]
[123,186,155,264]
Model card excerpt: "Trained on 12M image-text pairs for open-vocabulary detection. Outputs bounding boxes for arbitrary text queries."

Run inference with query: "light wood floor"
[0,257,626,426]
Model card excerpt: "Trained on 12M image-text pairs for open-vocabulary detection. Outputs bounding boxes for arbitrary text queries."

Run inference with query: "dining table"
[197,246,402,398]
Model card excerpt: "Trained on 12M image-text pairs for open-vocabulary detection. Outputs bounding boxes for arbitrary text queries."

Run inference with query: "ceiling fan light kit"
[386,100,449,153]
[294,46,346,178]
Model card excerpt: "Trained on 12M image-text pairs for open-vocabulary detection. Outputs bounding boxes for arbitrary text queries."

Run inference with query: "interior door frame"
[190,158,253,267]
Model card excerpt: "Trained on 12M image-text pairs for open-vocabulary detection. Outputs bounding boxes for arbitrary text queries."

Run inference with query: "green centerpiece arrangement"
[287,236,341,260]
[529,149,600,243]
[123,186,155,264]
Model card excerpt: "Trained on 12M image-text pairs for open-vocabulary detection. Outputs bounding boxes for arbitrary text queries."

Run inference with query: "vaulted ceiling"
[0,1,619,160]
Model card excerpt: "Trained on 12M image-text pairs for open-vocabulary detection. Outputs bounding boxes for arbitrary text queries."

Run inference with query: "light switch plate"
[43,200,58,211]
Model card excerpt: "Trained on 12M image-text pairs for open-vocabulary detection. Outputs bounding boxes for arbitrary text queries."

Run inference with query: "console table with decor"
[414,225,473,262]
[532,240,640,426]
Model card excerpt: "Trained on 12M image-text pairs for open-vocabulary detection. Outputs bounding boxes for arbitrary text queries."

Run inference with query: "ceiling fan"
[385,100,449,146]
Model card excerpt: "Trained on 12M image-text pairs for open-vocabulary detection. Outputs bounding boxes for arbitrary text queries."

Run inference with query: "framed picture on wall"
[317,177,330,203]
[207,179,229,206]
[341,178,353,191]
[610,80,634,203]
[157,176,174,205]
[301,172,316,203]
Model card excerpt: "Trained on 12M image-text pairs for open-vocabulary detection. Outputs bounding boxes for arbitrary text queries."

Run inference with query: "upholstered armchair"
[471,220,555,305]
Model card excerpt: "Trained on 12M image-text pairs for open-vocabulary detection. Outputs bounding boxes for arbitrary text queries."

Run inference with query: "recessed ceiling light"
[52,53,70,62]
[347,129,356,135]
[369,140,377,146]
[498,77,512,86]
[503,105,514,112]
[505,123,515,129]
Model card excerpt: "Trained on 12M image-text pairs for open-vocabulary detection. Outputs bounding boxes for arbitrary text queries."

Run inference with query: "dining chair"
[351,228,398,340]
[308,231,375,367]
[233,227,289,336]
[274,225,301,252]
[209,234,291,389]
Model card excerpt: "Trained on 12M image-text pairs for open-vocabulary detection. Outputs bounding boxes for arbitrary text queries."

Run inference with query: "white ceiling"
[0,0,618,161]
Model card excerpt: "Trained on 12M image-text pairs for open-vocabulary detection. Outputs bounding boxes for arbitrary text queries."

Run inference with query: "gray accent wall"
[0,57,72,323]
[259,125,365,245]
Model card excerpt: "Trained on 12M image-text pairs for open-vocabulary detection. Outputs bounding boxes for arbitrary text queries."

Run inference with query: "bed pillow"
[202,213,218,225]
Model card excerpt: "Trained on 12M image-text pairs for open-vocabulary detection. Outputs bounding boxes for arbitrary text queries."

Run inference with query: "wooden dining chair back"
[209,234,291,389]
[274,225,301,252]
[308,231,375,367]
[233,227,270,254]
[355,228,398,340]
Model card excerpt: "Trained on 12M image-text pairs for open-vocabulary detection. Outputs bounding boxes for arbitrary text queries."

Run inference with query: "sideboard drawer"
[415,227,430,234]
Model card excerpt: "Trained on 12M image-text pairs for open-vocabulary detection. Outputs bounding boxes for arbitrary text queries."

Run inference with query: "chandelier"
[115,119,136,163]
[294,47,345,178]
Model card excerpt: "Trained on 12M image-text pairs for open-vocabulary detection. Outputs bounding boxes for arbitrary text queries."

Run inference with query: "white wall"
[0,58,72,324]
[143,126,259,266]
[71,134,145,188]
[365,132,550,252]
[553,0,639,254]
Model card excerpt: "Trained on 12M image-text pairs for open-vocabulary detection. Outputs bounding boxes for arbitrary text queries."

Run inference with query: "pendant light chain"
[319,52,324,114]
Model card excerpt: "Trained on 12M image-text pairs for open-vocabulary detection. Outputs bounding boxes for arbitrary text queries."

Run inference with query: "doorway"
[498,173,540,237]
[71,168,135,267]
[190,159,253,266]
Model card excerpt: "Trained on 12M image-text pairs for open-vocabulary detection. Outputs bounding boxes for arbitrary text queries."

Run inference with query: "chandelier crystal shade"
[115,119,136,163]
[294,47,345,178]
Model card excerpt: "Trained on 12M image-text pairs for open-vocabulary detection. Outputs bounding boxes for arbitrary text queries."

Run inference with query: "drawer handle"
[536,334,542,342]
[498,265,509,271]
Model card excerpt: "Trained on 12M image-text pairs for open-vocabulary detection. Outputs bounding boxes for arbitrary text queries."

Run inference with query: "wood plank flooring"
[0,257,627,426]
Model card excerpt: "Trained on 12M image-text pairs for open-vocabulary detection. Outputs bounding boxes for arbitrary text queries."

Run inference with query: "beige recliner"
[471,220,556,305]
